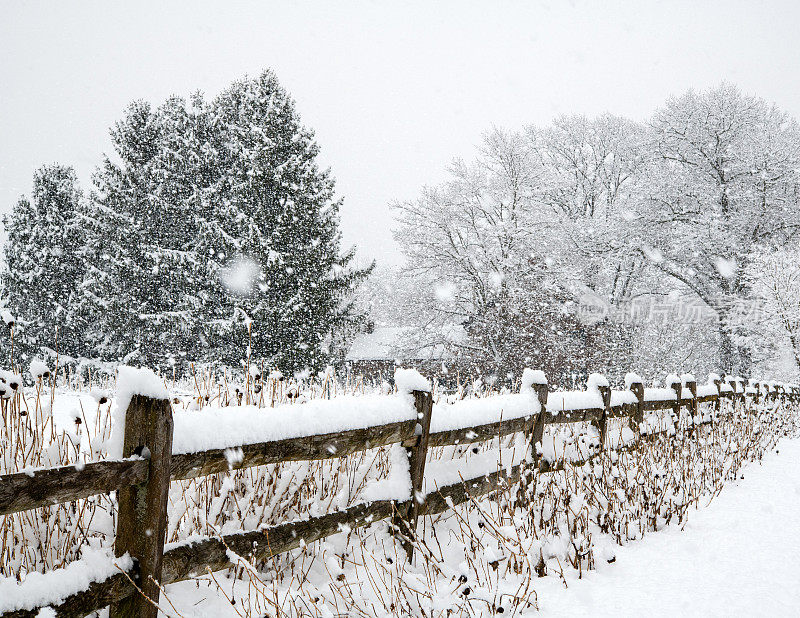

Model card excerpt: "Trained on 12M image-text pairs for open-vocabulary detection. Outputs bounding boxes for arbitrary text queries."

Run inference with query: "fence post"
[732,379,741,409]
[685,379,697,429]
[596,385,611,451]
[629,379,644,434]
[723,376,733,413]
[110,395,173,618]
[530,381,549,469]
[517,373,548,509]
[713,376,722,417]
[398,389,433,563]
[668,377,681,417]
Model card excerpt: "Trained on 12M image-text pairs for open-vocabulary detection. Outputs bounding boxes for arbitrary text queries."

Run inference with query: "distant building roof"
[345,326,466,362]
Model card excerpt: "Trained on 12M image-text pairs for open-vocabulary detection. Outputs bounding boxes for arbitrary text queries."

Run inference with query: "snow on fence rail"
[1,369,798,618]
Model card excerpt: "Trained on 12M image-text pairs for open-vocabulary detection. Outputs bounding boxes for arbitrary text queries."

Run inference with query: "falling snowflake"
[219,255,261,296]
[714,256,737,279]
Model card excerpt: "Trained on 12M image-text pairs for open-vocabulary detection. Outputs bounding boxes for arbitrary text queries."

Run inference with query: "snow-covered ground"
[536,437,800,617]
[2,370,795,616]
[158,436,800,617]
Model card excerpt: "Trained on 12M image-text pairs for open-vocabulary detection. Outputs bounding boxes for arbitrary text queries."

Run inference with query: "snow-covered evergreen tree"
[81,71,368,373]
[82,97,209,367]
[197,71,370,373]
[1,165,87,363]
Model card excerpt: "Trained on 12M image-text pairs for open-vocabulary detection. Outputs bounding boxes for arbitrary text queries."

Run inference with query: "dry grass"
[0,364,796,617]
[173,395,794,617]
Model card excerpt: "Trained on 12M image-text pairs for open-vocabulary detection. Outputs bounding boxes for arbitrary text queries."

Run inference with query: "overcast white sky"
[2,0,799,265]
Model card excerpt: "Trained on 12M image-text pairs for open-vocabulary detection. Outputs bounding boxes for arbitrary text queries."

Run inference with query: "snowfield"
[157,436,800,617]
[1,369,797,617]
[536,438,800,617]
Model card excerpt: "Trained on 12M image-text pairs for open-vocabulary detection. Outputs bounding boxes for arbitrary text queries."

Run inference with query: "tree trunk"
[736,343,752,376]
[718,320,735,373]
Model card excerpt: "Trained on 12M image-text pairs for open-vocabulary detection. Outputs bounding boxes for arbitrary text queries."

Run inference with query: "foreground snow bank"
[536,438,800,616]
[0,547,132,613]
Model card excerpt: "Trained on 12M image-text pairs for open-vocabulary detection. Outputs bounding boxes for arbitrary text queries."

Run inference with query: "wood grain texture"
[607,402,638,420]
[169,419,416,480]
[530,384,549,468]
[595,385,612,449]
[428,414,533,448]
[401,390,434,560]
[0,459,148,516]
[630,382,645,427]
[642,399,679,411]
[1,573,136,618]
[422,463,522,517]
[109,395,173,618]
[543,407,603,424]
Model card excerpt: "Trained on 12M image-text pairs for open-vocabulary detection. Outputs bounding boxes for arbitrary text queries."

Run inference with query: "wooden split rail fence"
[1,376,798,618]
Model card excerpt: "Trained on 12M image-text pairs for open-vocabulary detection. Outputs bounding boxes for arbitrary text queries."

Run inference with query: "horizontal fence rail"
[1,373,798,617]
[0,459,148,515]
[170,419,417,481]
[5,384,780,517]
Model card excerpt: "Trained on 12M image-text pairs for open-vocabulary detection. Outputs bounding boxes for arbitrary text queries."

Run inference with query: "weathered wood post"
[712,375,722,415]
[685,378,698,431]
[398,388,433,563]
[731,378,741,410]
[597,384,611,451]
[110,394,173,618]
[750,379,760,405]
[520,369,549,577]
[628,377,645,435]
[668,376,682,435]
[530,380,549,470]
[516,370,548,509]
[722,376,733,414]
